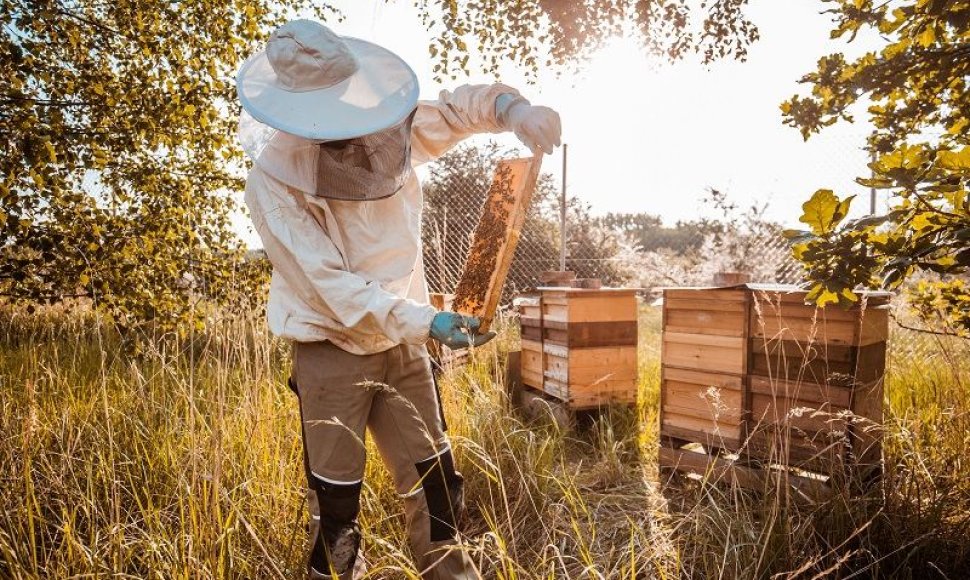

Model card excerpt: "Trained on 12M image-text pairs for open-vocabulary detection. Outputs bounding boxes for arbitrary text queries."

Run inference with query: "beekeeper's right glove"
[429,312,496,350]
[496,93,562,156]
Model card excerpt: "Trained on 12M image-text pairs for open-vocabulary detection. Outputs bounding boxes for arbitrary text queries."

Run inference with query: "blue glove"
[429,312,496,349]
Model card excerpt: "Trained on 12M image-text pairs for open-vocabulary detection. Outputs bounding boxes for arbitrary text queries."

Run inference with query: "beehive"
[659,284,890,491]
[519,287,639,410]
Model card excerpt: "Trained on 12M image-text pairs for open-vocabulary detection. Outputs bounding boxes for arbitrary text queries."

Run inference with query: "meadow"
[1,304,968,579]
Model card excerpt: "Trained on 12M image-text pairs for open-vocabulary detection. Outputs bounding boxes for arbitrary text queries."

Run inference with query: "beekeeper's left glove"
[496,94,562,156]
[429,312,496,350]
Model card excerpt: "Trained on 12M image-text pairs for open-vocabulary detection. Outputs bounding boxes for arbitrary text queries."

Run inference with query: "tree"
[1,0,331,337]
[415,0,759,80]
[598,212,718,255]
[783,0,970,334]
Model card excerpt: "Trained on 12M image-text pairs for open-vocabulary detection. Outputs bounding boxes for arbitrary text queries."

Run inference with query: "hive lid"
[536,286,641,294]
[659,283,894,303]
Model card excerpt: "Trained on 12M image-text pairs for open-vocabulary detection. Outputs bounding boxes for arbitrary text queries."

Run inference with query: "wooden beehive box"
[659,284,890,491]
[519,287,639,410]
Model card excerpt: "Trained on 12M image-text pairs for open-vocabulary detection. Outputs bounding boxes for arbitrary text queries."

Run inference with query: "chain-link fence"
[420,141,968,366]
[421,143,801,299]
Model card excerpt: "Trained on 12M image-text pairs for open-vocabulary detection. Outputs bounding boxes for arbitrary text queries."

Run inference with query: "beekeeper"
[236,19,561,580]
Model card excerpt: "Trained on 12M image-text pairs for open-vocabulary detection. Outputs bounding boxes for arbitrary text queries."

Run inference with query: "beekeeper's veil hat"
[236,19,420,198]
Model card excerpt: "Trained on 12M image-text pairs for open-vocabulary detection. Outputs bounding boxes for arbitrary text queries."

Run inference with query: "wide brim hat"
[236,20,419,141]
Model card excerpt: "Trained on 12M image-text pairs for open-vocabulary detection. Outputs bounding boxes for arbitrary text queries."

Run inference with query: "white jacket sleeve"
[245,170,437,344]
[410,83,520,166]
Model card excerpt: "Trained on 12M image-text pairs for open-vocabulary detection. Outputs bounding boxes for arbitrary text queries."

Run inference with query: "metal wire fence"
[419,141,968,366]
[421,144,802,299]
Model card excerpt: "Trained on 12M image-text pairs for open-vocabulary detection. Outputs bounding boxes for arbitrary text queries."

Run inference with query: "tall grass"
[1,305,967,578]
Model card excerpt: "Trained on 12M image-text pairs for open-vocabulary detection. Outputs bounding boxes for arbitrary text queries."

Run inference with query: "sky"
[235,0,885,246]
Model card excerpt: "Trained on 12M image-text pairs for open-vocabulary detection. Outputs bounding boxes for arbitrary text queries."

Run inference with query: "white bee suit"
[241,83,520,355]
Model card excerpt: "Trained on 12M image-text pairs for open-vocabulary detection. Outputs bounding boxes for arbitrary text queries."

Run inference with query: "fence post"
[560,143,568,272]
[870,149,877,215]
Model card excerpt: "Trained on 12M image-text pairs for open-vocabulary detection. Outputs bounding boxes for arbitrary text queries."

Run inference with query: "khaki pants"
[290,341,480,580]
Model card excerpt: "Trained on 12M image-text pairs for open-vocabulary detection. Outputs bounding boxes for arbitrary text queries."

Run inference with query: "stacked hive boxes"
[659,284,890,487]
[519,287,639,409]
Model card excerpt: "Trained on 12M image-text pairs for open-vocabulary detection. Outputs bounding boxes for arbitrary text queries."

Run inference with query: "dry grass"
[1,304,968,578]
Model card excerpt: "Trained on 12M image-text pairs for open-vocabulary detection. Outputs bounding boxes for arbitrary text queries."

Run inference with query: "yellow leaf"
[917,26,935,48]
[92,83,104,95]
[876,144,926,171]
[937,256,956,267]
[840,288,859,302]
[938,147,970,171]
[948,118,969,136]
[817,289,840,308]
[911,212,933,231]
[30,170,44,189]
[183,104,196,116]
[45,141,57,162]
[799,189,851,235]
[79,273,90,285]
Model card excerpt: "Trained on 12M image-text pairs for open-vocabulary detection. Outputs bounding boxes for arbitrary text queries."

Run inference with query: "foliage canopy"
[418,0,759,80]
[783,0,970,333]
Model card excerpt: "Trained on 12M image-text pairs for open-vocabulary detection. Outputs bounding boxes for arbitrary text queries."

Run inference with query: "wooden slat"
[522,369,543,389]
[661,412,742,442]
[858,307,890,345]
[665,297,746,313]
[662,379,743,424]
[750,393,848,433]
[662,333,745,375]
[752,297,862,323]
[748,375,852,407]
[849,377,884,471]
[663,288,747,302]
[541,302,568,322]
[566,294,637,323]
[541,293,637,324]
[568,378,638,394]
[750,311,858,346]
[541,320,638,347]
[662,367,744,390]
[568,346,637,368]
[746,430,847,473]
[664,332,744,348]
[542,342,569,358]
[665,308,746,337]
[521,348,543,374]
[521,338,543,352]
[452,156,542,332]
[571,391,637,410]
[660,422,742,451]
